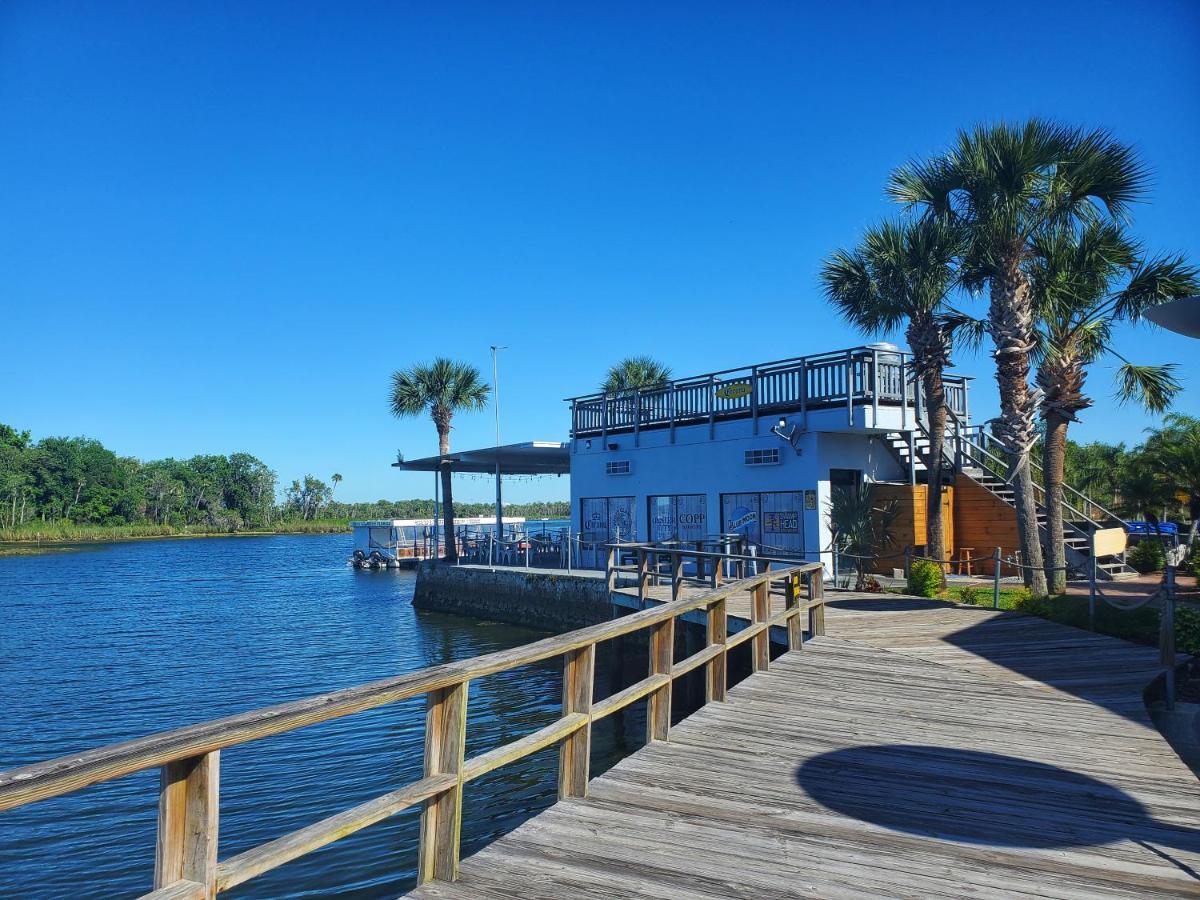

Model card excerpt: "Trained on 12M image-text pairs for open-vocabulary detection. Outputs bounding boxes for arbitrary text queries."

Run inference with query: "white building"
[566,344,970,571]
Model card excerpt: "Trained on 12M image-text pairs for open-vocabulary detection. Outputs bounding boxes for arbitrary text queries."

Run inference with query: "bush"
[1127,540,1165,574]
[906,559,944,598]
[1177,606,1200,657]
[956,585,986,606]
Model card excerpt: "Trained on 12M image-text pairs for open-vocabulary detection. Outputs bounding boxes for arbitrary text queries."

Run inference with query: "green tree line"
[0,421,568,536]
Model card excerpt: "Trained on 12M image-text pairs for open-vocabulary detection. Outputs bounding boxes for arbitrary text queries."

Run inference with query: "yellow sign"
[715,382,751,400]
[1092,527,1127,557]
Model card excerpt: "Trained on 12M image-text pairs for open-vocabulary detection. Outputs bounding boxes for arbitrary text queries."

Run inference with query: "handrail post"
[154,751,219,899]
[647,617,674,741]
[871,347,879,426]
[785,573,802,651]
[418,681,468,884]
[637,547,650,609]
[751,579,770,672]
[671,550,684,601]
[751,365,760,435]
[807,569,826,637]
[558,644,595,798]
[634,388,642,447]
[845,349,854,426]
[605,545,616,592]
[706,595,728,702]
[992,547,1002,608]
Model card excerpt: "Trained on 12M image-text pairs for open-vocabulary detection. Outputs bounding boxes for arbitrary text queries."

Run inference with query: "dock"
[2,557,1196,899]
[409,595,1198,898]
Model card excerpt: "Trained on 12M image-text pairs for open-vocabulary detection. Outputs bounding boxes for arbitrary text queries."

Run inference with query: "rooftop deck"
[568,345,970,438]
[410,595,1198,899]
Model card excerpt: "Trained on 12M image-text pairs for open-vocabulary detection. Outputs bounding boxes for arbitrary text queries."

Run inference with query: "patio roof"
[391,441,570,475]
[1144,295,1200,339]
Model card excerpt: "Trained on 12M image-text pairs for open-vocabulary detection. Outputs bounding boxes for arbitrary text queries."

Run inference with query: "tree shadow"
[795,744,1200,876]
[826,595,952,613]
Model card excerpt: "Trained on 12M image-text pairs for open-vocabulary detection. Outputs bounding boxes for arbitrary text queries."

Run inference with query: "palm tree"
[603,356,672,396]
[826,485,899,590]
[889,120,1148,595]
[389,358,490,562]
[820,217,963,568]
[330,473,343,502]
[1141,414,1200,547]
[1029,222,1195,590]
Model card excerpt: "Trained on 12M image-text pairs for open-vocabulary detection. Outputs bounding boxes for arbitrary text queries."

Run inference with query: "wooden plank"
[750,581,769,672]
[646,618,674,742]
[417,682,468,884]
[558,646,594,799]
[216,773,455,891]
[671,642,723,679]
[462,713,587,784]
[706,597,727,703]
[137,881,205,900]
[154,752,218,899]
[785,574,802,650]
[592,673,671,721]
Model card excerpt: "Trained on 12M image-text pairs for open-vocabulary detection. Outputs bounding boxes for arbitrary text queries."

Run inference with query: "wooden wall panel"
[869,484,953,573]
[953,477,1020,576]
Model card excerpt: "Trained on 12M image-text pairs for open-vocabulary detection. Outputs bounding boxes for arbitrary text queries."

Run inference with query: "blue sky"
[2,1,1198,504]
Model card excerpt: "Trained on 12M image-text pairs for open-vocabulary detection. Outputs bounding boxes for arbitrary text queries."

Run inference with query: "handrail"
[0,562,824,898]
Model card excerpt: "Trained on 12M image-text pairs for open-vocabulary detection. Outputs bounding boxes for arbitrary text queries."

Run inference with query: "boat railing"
[568,345,970,437]
[0,561,824,898]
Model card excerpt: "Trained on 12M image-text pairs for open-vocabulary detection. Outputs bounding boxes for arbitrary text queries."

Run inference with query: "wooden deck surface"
[408,593,1200,899]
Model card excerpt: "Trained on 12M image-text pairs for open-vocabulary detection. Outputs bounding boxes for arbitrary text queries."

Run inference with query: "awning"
[391,441,570,475]
[1144,296,1200,339]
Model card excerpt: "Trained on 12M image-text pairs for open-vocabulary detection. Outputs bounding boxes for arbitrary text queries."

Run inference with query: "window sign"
[648,494,707,543]
[721,491,805,555]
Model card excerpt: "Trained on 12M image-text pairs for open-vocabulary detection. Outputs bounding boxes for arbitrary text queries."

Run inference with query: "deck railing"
[0,562,824,899]
[569,345,970,437]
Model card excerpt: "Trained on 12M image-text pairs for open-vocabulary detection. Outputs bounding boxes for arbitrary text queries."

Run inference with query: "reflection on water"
[0,533,652,898]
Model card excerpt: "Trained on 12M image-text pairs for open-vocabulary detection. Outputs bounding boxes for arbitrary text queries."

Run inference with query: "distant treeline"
[0,422,568,535]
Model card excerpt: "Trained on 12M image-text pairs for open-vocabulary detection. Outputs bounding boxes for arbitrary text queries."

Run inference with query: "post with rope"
[992,547,1001,609]
[1163,556,1177,711]
[1088,549,1097,631]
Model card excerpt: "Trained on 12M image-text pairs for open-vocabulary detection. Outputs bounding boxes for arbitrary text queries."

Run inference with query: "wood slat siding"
[407,597,1199,899]
[870,484,954,569]
[954,476,1020,575]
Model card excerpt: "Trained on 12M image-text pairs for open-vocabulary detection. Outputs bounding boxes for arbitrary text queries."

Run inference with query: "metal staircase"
[884,413,1137,581]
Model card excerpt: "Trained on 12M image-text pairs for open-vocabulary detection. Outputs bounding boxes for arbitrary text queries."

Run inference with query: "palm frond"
[1113,254,1200,321]
[603,356,672,395]
[1114,363,1181,414]
[938,310,987,352]
[389,357,491,419]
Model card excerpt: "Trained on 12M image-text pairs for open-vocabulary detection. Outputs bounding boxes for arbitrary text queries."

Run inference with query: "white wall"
[569,413,906,573]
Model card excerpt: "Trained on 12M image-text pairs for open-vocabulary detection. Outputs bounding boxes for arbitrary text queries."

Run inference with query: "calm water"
[0,533,647,898]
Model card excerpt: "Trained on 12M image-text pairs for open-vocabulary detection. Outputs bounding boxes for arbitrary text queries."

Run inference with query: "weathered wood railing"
[0,562,824,899]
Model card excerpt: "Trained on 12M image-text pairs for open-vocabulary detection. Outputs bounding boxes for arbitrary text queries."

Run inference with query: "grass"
[0,518,350,545]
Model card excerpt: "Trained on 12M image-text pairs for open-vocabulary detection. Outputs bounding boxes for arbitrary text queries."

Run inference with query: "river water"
[0,533,648,898]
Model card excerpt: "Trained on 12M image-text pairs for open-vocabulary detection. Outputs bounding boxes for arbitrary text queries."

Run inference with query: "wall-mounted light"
[771,417,803,455]
[584,439,592,450]
[607,442,619,451]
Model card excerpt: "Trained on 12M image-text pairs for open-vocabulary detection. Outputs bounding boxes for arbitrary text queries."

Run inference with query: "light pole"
[491,345,507,544]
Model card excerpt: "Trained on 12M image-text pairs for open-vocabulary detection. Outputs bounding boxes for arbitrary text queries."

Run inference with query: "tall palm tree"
[389,358,490,562]
[1029,222,1195,590]
[1142,414,1200,547]
[330,473,343,501]
[603,356,672,396]
[820,217,963,567]
[889,120,1148,595]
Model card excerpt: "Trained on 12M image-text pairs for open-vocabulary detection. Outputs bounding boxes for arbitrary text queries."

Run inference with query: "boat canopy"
[391,441,569,475]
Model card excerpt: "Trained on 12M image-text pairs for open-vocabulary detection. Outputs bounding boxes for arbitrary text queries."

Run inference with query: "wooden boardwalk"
[410,595,1200,899]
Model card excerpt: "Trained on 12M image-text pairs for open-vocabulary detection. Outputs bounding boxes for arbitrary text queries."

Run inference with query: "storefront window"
[720,490,804,555]
[648,494,707,543]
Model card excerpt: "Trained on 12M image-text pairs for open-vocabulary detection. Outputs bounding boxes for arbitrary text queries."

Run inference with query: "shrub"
[1177,606,1200,657]
[956,585,986,606]
[906,559,943,598]
[1127,540,1165,574]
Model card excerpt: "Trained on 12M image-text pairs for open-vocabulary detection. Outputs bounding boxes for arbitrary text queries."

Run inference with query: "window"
[648,494,707,543]
[720,491,805,555]
[744,448,780,466]
[580,496,636,544]
[605,460,632,475]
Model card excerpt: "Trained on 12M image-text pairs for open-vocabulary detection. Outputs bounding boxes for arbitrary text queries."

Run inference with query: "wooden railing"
[0,563,824,899]
[568,345,970,437]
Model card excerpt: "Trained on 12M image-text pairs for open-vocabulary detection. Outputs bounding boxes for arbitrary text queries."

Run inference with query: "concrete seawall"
[412,563,614,632]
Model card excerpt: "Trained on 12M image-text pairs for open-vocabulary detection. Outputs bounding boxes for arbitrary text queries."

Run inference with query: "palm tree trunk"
[988,256,1048,595]
[1042,412,1069,593]
[440,462,457,563]
[922,367,948,568]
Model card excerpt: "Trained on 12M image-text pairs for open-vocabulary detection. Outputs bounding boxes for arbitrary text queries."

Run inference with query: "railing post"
[871,348,879,426]
[634,388,642,447]
[845,349,854,426]
[558,645,595,798]
[637,547,650,609]
[606,545,616,592]
[706,596,728,702]
[751,365,760,435]
[418,681,468,884]
[751,579,770,672]
[807,569,825,637]
[155,752,219,899]
[647,617,674,742]
[671,550,684,601]
[785,573,802,651]
[992,547,1002,608]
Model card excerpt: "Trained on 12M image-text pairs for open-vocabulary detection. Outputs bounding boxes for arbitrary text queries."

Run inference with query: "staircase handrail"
[949,413,1129,536]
